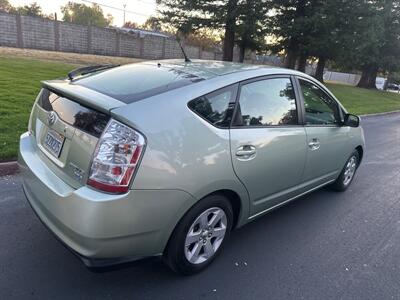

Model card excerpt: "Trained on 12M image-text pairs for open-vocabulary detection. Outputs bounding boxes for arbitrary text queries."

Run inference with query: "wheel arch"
[355,145,364,164]
[206,189,242,229]
[162,187,248,253]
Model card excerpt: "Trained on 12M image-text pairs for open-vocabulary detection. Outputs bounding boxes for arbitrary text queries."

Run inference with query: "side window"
[299,79,341,125]
[188,85,237,128]
[236,78,298,127]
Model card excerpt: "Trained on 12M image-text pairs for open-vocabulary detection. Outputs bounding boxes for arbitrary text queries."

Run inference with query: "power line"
[136,0,156,6]
[78,0,155,18]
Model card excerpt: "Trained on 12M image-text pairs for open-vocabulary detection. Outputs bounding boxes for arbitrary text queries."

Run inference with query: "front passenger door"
[298,78,351,186]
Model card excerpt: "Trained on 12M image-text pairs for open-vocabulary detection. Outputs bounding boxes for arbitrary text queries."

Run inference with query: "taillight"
[87,119,146,194]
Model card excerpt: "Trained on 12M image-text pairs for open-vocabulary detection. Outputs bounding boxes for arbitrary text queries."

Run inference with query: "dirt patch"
[0,161,19,177]
[0,47,145,66]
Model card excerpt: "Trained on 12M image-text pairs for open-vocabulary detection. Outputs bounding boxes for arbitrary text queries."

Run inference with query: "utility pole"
[123,4,126,26]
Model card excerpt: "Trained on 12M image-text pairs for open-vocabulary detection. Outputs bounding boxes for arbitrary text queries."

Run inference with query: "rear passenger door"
[296,78,351,186]
[229,76,308,216]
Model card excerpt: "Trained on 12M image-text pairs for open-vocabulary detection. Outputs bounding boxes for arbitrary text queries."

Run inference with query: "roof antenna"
[176,36,191,63]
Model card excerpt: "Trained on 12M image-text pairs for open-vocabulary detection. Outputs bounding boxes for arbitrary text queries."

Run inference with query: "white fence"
[323,71,361,85]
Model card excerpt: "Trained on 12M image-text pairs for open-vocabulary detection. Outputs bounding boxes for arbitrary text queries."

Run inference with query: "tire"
[330,150,360,192]
[163,194,233,275]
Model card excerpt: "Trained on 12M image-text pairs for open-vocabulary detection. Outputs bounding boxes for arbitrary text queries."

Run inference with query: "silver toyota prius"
[19,60,365,275]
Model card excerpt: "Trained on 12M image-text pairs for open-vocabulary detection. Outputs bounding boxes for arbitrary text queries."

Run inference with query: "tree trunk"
[297,52,307,73]
[239,44,246,63]
[357,66,378,89]
[315,56,326,83]
[383,71,392,91]
[284,0,305,69]
[222,0,238,61]
[284,47,297,69]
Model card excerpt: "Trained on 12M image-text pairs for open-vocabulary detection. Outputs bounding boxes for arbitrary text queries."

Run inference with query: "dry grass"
[0,47,144,66]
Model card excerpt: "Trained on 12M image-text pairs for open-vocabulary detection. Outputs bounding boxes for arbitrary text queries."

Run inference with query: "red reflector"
[87,179,129,194]
[111,166,122,176]
[131,145,142,163]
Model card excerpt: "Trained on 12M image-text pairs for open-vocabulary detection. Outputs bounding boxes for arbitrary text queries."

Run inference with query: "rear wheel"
[331,150,360,192]
[163,195,233,275]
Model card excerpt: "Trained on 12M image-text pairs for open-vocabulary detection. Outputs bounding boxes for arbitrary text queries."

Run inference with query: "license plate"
[44,130,65,158]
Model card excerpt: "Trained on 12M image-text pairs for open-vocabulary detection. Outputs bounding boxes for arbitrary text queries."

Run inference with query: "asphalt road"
[1,113,400,300]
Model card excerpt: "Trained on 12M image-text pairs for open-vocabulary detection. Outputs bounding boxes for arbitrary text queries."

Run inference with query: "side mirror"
[343,114,360,128]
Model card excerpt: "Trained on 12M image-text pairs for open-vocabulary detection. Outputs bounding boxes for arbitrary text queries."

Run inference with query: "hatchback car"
[19,60,365,275]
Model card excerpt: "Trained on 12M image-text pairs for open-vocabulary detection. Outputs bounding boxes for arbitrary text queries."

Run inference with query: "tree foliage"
[141,16,163,31]
[268,0,400,87]
[349,0,400,88]
[61,1,112,27]
[158,0,270,61]
[236,0,270,62]
[14,2,43,17]
[0,0,13,13]
[0,1,53,19]
[158,0,238,61]
[123,21,139,29]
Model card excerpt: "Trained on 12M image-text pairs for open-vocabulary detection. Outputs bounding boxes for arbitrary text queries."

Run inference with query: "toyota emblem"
[48,111,56,126]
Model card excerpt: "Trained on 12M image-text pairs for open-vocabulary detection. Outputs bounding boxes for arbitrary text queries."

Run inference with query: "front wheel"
[330,150,360,192]
[163,195,233,275]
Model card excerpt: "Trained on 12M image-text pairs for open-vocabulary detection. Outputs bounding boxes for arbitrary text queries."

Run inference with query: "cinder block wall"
[59,22,89,53]
[0,13,18,47]
[21,16,55,50]
[0,12,254,63]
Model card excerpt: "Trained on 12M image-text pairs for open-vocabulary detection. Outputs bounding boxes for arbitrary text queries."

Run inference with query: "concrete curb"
[360,110,400,118]
[0,161,19,177]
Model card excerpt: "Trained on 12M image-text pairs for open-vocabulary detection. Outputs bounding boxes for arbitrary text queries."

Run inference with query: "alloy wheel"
[184,207,227,264]
[343,155,357,186]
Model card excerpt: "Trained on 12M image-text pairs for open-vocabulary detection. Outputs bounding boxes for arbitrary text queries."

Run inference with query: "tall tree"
[158,0,240,61]
[306,0,360,82]
[342,0,400,89]
[61,1,113,27]
[380,1,400,83]
[236,0,270,62]
[269,0,315,69]
[347,0,385,88]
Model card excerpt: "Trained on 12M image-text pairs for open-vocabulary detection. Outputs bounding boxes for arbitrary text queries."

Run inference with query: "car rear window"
[73,64,204,103]
[38,89,109,137]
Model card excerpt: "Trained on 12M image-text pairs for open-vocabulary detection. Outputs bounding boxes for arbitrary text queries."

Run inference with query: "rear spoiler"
[41,80,125,113]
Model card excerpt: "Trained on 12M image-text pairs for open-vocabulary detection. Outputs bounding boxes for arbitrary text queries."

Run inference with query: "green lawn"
[0,57,76,161]
[326,83,400,115]
[1,56,400,161]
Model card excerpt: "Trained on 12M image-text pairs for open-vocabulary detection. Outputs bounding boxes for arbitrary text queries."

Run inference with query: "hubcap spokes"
[343,156,357,186]
[184,207,227,264]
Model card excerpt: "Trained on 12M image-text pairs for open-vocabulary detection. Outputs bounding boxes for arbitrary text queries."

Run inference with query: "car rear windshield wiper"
[67,64,120,81]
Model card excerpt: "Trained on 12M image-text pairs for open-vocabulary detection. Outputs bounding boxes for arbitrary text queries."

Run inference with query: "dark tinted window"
[299,79,340,125]
[236,78,298,126]
[38,89,109,137]
[74,64,203,103]
[188,85,237,128]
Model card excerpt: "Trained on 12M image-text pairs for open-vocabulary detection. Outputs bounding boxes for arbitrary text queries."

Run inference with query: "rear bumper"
[18,132,196,263]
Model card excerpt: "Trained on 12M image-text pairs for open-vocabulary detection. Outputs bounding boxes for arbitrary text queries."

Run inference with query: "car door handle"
[236,145,256,160]
[308,138,321,151]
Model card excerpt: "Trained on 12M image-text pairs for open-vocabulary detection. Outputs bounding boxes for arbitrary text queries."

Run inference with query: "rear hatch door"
[30,80,125,189]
